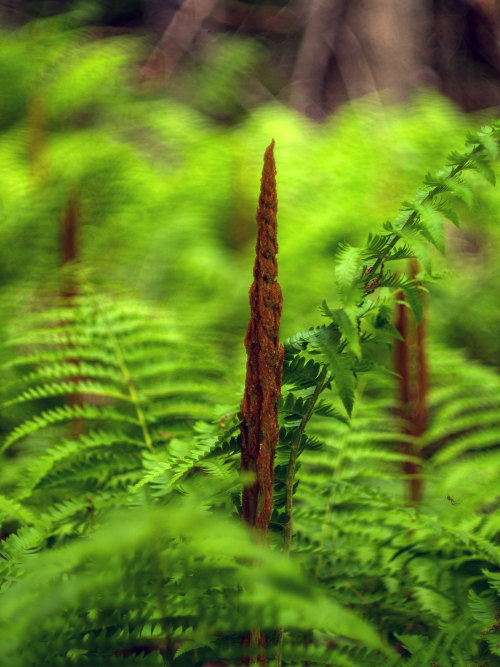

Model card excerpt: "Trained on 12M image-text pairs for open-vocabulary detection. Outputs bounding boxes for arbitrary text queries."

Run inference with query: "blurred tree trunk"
[340,0,427,98]
[290,0,500,117]
[290,0,428,117]
[433,0,500,110]
[289,0,344,118]
[140,0,218,82]
[5,0,500,114]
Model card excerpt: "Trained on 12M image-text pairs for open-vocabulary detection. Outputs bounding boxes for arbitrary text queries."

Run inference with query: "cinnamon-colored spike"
[240,140,284,536]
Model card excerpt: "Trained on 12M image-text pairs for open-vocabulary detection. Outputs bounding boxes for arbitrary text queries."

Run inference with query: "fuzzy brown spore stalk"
[240,139,284,535]
[409,258,427,503]
[394,259,427,505]
[60,190,79,288]
[60,189,83,438]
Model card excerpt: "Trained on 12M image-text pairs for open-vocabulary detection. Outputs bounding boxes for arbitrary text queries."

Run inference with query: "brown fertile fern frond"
[410,258,428,446]
[60,189,84,439]
[240,139,284,535]
[394,259,428,505]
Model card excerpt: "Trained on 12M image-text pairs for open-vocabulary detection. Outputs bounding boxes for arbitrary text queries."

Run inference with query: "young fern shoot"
[240,139,284,536]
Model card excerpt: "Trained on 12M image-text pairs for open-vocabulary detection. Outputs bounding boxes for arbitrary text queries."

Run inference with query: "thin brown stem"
[394,259,427,505]
[104,318,154,453]
[275,365,328,667]
[367,153,479,280]
[282,365,328,552]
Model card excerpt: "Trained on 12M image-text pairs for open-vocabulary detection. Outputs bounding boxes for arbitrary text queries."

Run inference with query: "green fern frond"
[4,404,140,449]
[283,326,326,354]
[0,504,388,666]
[0,495,37,526]
[317,326,355,417]
[334,242,364,288]
[3,380,132,407]
[282,354,325,389]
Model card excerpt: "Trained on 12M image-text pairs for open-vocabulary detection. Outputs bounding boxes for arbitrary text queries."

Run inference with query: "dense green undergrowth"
[2,12,500,357]
[2,12,500,666]
[2,122,500,664]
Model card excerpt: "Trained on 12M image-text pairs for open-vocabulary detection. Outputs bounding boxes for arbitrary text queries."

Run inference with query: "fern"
[1,290,231,543]
[0,502,388,666]
[2,85,500,664]
[281,339,500,665]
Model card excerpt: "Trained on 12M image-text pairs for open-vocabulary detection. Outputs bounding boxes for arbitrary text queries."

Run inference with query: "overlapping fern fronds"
[0,497,388,666]
[285,342,500,665]
[2,118,500,665]
[1,289,231,542]
[262,119,500,661]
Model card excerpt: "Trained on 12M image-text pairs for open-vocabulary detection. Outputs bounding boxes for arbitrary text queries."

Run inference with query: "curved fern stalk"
[98,298,154,453]
[282,365,328,553]
[316,124,500,428]
[275,364,328,667]
[60,189,85,440]
[367,123,500,281]
[359,128,500,504]
[240,139,284,537]
[272,125,500,550]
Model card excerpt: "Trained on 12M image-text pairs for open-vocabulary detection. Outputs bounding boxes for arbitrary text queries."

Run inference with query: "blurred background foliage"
[1,2,500,373]
[2,3,500,662]
[0,2,499,426]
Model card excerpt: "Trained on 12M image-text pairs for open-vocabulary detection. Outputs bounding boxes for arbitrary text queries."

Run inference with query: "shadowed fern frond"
[1,289,232,540]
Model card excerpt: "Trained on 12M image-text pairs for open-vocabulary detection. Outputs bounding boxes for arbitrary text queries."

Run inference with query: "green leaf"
[377,271,424,325]
[400,281,424,325]
[446,176,474,207]
[439,206,459,227]
[386,222,432,273]
[417,202,445,252]
[469,152,496,186]
[467,127,498,159]
[373,304,405,341]
[334,243,364,289]
[283,326,325,354]
[317,327,355,417]
[323,304,361,359]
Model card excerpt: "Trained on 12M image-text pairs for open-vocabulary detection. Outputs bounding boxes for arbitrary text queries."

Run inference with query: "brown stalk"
[60,190,80,295]
[394,259,427,505]
[410,259,428,448]
[240,139,284,536]
[26,91,85,439]
[60,190,84,439]
[239,140,283,666]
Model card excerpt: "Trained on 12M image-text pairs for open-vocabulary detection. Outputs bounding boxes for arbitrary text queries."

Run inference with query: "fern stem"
[60,189,84,440]
[282,365,327,552]
[275,370,327,667]
[103,316,154,453]
[367,150,481,279]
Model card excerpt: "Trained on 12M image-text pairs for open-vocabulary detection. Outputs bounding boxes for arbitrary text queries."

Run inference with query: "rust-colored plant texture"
[240,139,284,535]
